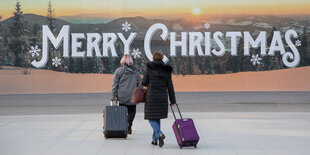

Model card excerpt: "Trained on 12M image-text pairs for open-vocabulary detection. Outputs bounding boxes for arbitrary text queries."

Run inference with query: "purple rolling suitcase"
[171,104,199,149]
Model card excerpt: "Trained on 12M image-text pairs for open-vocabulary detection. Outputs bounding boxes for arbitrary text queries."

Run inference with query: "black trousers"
[121,104,136,127]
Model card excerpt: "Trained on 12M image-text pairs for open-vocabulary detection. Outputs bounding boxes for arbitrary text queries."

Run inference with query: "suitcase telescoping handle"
[110,99,119,106]
[170,104,183,121]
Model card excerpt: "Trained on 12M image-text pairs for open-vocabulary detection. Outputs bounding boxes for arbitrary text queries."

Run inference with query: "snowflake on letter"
[131,49,142,59]
[204,22,210,29]
[250,54,262,65]
[52,57,61,67]
[29,45,41,57]
[122,21,131,32]
[295,40,301,46]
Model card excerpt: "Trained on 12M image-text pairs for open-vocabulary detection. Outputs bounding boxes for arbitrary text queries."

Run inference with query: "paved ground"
[0,92,309,154]
[0,112,310,155]
[0,91,310,115]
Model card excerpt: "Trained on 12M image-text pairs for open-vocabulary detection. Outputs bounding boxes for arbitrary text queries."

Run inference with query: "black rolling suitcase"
[103,100,128,139]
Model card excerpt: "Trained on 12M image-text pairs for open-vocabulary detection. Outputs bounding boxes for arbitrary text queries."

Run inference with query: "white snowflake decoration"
[29,45,41,57]
[122,21,131,32]
[250,54,262,65]
[295,40,302,46]
[204,22,210,29]
[131,49,142,59]
[52,57,61,67]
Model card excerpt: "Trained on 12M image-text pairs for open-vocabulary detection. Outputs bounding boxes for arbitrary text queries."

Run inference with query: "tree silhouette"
[9,2,31,73]
[47,1,56,32]
[300,26,309,66]
[0,15,7,68]
[46,1,60,70]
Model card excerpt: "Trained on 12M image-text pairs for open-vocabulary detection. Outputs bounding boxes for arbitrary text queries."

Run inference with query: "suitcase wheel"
[194,145,197,148]
[179,145,182,149]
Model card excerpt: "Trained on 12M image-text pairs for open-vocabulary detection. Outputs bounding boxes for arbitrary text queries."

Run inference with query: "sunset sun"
[192,8,200,15]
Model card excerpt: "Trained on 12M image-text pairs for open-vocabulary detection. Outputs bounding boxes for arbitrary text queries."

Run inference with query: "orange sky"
[0,0,310,20]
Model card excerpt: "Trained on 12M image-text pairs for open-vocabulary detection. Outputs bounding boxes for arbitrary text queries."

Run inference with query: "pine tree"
[204,56,214,74]
[264,26,283,70]
[63,57,70,72]
[46,1,60,70]
[110,57,116,73]
[214,63,220,74]
[0,16,6,68]
[172,48,182,74]
[180,56,188,75]
[33,23,40,35]
[47,1,56,32]
[9,2,31,73]
[227,38,243,73]
[81,57,92,73]
[1,19,12,67]
[114,40,123,70]
[132,57,140,71]
[69,58,78,73]
[102,56,115,73]
[300,27,308,66]
[92,57,103,73]
[187,57,193,74]
[0,15,3,67]
[98,58,104,73]
[68,58,74,72]
[248,48,262,71]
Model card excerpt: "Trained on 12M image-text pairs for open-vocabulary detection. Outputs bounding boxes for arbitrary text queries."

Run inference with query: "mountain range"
[1,14,309,39]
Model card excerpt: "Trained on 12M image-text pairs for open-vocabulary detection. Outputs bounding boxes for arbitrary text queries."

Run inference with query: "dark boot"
[159,134,165,147]
[127,105,136,135]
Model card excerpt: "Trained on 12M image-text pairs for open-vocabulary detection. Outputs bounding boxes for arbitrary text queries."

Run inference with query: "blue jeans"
[148,119,163,142]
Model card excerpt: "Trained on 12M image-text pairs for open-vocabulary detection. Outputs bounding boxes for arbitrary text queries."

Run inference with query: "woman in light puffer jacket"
[112,54,141,134]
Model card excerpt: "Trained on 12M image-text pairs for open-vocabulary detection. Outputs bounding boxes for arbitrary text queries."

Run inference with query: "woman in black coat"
[142,51,176,147]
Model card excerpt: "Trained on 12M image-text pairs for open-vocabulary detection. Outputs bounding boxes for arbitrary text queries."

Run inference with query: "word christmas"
[31,23,300,68]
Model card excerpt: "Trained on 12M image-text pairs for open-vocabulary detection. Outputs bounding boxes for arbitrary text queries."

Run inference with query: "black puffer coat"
[142,60,176,119]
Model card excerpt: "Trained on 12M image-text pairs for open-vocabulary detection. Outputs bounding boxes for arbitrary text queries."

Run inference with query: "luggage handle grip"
[110,99,119,106]
[170,104,183,121]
